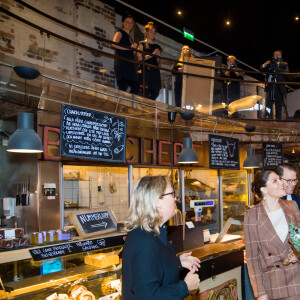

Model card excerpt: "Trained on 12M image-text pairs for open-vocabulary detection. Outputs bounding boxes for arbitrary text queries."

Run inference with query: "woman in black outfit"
[137,22,162,100]
[122,175,200,300]
[113,15,139,94]
[173,45,194,107]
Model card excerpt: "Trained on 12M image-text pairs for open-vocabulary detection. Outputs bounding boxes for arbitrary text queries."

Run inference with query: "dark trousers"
[117,77,139,95]
[266,86,284,119]
[145,88,160,100]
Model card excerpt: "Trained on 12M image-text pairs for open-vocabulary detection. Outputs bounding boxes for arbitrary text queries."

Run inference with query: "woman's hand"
[131,43,138,49]
[180,251,201,271]
[257,294,269,300]
[152,48,161,56]
[184,268,200,291]
[287,251,298,263]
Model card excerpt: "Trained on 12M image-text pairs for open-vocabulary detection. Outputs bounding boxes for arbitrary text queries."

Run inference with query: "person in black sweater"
[122,175,200,300]
[137,22,162,100]
[113,14,139,94]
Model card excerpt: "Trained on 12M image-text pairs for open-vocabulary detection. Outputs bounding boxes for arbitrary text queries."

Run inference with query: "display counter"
[0,232,125,299]
[0,230,244,300]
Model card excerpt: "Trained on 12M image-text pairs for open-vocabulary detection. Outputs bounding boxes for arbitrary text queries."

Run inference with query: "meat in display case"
[0,234,124,299]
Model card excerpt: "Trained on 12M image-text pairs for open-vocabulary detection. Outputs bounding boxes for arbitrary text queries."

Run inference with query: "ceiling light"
[7,112,43,153]
[178,137,199,164]
[243,147,259,169]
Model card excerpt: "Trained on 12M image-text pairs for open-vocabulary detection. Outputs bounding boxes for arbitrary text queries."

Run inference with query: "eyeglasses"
[281,178,298,184]
[161,191,176,198]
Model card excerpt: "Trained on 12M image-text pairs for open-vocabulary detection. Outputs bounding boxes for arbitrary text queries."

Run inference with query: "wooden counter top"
[183,240,245,261]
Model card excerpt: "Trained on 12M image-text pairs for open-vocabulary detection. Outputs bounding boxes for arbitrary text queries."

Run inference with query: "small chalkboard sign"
[29,234,125,261]
[60,104,126,162]
[263,142,282,169]
[209,134,240,170]
[69,208,117,238]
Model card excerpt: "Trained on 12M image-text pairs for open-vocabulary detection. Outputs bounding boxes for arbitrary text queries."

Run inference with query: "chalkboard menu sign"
[209,134,240,170]
[69,209,118,238]
[60,104,126,162]
[29,234,125,261]
[263,142,282,169]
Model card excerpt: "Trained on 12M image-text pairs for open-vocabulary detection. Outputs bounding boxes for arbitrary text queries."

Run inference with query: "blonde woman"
[137,22,162,100]
[173,45,194,107]
[122,175,200,300]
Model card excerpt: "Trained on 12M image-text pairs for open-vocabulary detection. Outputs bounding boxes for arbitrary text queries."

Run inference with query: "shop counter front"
[181,240,245,299]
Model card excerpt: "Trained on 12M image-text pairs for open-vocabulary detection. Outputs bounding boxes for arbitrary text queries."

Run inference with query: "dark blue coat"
[122,226,189,300]
[291,194,300,210]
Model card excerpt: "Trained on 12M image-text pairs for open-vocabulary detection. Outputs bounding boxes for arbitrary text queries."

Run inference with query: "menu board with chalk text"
[60,104,126,162]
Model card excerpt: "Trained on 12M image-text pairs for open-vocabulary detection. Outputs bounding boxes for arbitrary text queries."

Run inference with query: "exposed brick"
[26,53,34,58]
[91,61,103,67]
[0,3,10,11]
[92,8,101,14]
[104,4,114,12]
[36,56,43,60]
[0,30,14,39]
[80,67,90,72]
[44,59,51,63]
[1,15,9,20]
[94,27,103,32]
[88,2,94,8]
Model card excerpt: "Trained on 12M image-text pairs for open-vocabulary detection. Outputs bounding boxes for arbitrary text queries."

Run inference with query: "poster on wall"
[60,104,126,162]
[209,134,240,170]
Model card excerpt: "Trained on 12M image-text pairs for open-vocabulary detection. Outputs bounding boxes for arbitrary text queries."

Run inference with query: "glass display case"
[221,169,248,235]
[0,235,124,299]
[178,168,220,234]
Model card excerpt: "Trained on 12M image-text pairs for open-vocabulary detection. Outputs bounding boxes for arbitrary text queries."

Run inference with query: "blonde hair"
[179,45,193,62]
[227,55,236,61]
[125,175,168,235]
[144,21,157,35]
[176,45,194,68]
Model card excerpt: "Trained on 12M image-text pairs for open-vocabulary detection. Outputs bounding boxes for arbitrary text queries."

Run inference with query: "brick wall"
[0,0,116,87]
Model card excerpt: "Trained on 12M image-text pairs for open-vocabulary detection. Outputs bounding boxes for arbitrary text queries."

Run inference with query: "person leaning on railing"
[112,14,139,95]
[137,22,162,100]
[172,45,194,108]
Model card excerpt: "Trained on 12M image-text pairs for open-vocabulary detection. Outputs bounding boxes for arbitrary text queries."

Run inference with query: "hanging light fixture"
[7,112,43,153]
[178,137,199,164]
[7,66,43,153]
[243,147,259,168]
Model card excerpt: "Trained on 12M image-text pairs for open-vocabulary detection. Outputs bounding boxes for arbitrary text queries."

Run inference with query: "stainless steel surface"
[219,169,224,230]
[128,164,133,206]
[38,161,60,231]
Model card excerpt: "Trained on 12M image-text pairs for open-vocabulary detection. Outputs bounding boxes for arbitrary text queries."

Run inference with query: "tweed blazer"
[244,200,300,299]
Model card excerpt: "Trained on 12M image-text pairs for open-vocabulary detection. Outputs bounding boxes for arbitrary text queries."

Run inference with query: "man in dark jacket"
[276,163,300,209]
[260,49,289,120]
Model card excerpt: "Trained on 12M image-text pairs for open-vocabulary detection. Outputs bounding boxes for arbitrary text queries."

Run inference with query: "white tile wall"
[63,166,129,222]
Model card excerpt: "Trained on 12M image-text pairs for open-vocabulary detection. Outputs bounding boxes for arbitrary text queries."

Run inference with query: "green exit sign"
[183,28,194,41]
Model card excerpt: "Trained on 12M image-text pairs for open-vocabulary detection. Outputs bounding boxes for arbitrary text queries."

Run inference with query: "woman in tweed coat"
[244,170,300,300]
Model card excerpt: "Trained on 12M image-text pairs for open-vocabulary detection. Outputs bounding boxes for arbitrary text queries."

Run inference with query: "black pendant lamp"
[243,147,259,168]
[7,66,43,153]
[178,137,199,164]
